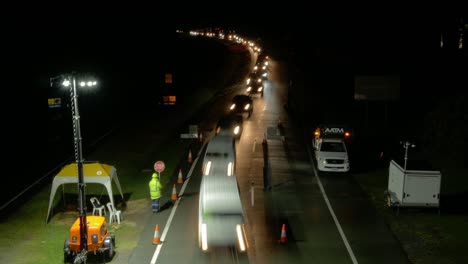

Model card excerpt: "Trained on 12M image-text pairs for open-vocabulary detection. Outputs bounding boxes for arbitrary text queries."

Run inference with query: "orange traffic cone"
[152,224,161,245]
[280,223,287,243]
[188,149,193,163]
[171,184,178,201]
[177,169,184,184]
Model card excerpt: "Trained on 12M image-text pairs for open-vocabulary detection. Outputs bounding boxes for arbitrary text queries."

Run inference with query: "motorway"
[123,51,410,264]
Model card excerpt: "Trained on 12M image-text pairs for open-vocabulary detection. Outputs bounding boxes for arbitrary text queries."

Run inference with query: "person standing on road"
[149,172,163,213]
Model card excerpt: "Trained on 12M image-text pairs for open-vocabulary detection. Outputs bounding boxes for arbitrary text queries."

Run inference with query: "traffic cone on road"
[177,169,184,184]
[280,223,287,243]
[188,149,193,163]
[152,224,161,245]
[171,184,178,201]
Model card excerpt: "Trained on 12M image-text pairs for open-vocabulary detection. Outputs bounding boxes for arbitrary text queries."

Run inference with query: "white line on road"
[150,144,205,264]
[252,139,257,152]
[306,142,359,264]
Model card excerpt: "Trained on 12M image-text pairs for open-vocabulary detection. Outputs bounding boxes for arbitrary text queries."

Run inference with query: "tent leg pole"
[62,185,65,207]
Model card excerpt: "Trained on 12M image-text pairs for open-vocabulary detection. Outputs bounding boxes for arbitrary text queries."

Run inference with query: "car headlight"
[234,126,240,135]
[230,104,236,110]
[262,66,266,70]
[262,73,267,77]
[322,160,327,164]
[257,86,263,92]
[254,66,258,70]
[246,78,251,85]
[257,78,261,83]
[246,86,252,92]
[244,104,250,110]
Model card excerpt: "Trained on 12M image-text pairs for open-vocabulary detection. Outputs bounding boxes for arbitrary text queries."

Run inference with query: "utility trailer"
[385,159,441,214]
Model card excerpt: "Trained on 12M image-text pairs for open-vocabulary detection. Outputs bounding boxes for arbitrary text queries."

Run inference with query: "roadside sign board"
[165,73,173,84]
[180,133,198,139]
[154,161,165,173]
[48,98,62,108]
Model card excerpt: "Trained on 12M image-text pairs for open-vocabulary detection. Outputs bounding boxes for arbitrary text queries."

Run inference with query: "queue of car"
[215,53,269,140]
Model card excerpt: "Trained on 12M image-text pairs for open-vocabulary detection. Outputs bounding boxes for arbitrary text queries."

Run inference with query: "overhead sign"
[354,75,400,101]
[154,161,165,173]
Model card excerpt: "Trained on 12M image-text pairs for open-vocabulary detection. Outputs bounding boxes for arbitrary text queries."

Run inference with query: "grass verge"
[354,168,468,264]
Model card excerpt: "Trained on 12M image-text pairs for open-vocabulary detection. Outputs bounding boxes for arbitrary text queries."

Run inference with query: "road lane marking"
[306,140,359,264]
[252,139,257,152]
[150,144,206,264]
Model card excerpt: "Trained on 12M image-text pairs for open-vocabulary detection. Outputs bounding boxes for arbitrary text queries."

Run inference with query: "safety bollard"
[250,181,255,207]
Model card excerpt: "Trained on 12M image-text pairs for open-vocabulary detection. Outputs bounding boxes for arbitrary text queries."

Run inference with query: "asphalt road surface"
[128,53,409,264]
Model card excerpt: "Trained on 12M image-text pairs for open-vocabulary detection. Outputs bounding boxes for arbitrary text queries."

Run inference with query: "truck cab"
[313,125,351,172]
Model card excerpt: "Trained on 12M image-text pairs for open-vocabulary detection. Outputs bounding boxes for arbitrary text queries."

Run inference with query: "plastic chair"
[90,197,106,216]
[107,202,122,224]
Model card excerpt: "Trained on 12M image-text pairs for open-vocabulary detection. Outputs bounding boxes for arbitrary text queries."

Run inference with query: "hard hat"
[152,173,158,178]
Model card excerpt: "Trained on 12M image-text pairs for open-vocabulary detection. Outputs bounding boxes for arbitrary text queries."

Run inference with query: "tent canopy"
[46,162,124,223]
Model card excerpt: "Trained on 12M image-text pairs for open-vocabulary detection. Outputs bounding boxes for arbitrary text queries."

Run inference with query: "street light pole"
[401,141,415,171]
[68,74,88,253]
[52,73,97,262]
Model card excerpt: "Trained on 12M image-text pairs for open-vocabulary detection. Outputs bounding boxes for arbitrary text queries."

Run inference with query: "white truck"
[386,159,441,213]
[312,125,351,172]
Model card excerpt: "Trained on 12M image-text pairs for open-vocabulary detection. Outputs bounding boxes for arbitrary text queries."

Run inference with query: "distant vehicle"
[202,131,236,176]
[257,53,269,63]
[252,63,268,80]
[216,114,244,139]
[229,94,253,117]
[64,216,115,263]
[313,125,351,172]
[245,72,264,97]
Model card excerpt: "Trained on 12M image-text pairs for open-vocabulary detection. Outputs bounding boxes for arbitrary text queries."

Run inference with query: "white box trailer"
[386,160,441,212]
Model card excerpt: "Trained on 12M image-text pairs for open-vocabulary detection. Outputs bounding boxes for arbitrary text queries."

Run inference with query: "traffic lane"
[318,171,410,263]
[144,147,249,264]
[237,73,353,263]
[265,116,354,263]
[152,158,204,264]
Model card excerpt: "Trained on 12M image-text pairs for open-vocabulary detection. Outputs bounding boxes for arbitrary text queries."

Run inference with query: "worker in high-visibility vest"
[149,172,163,213]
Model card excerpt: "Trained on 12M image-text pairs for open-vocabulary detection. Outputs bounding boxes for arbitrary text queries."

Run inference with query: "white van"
[202,131,236,176]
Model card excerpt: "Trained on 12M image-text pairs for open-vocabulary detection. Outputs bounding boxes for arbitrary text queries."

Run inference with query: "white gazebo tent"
[46,162,124,223]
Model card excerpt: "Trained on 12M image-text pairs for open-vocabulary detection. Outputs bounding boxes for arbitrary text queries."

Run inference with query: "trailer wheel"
[104,236,115,260]
[106,239,115,260]
[63,238,73,263]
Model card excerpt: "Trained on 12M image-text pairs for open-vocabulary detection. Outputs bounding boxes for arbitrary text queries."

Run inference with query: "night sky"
[2,7,466,204]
